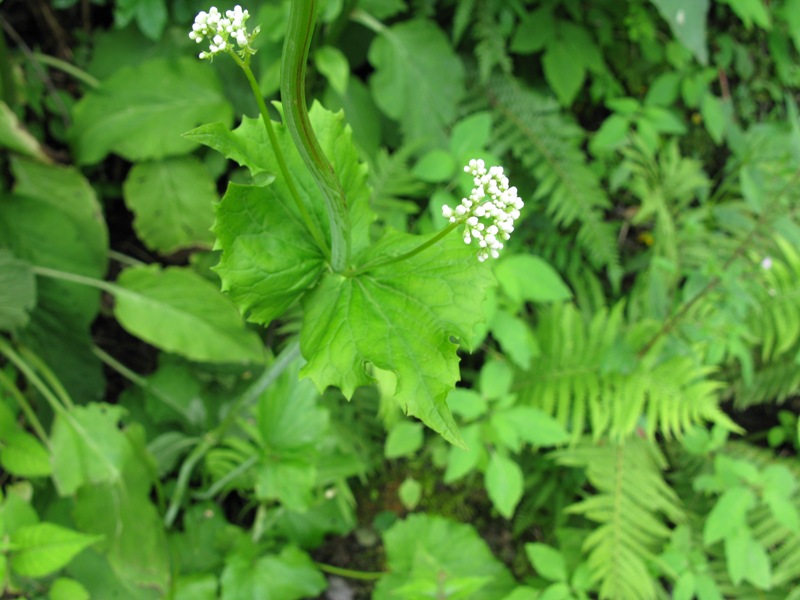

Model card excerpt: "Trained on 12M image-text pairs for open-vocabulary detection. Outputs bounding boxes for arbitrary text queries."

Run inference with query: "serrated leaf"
[191,104,373,320]
[486,453,523,519]
[122,157,217,254]
[10,523,101,578]
[300,234,494,447]
[70,58,233,164]
[113,265,264,365]
[368,19,465,144]
[0,250,36,332]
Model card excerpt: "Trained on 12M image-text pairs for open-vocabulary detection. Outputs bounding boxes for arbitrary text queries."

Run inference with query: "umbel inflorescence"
[189,6,259,60]
[442,160,524,262]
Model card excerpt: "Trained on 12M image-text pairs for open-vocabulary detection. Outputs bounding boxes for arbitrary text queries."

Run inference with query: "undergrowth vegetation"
[1,0,800,598]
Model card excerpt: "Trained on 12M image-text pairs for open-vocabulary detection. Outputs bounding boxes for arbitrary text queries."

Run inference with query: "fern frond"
[752,237,800,361]
[484,75,621,287]
[474,1,512,83]
[735,350,800,407]
[554,438,684,600]
[518,302,735,441]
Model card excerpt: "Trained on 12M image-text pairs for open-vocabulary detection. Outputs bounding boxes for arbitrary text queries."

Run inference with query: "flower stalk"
[189,5,331,263]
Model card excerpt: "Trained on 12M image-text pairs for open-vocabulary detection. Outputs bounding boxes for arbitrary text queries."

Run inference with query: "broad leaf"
[0,158,107,401]
[70,57,233,164]
[73,480,170,595]
[0,250,35,332]
[210,182,326,324]
[113,265,264,365]
[374,514,516,599]
[649,0,710,64]
[368,19,465,145]
[525,544,568,583]
[220,545,326,600]
[10,523,101,578]
[300,233,494,446]
[485,453,524,519]
[495,255,572,305]
[542,38,585,106]
[188,104,374,254]
[0,429,51,477]
[122,157,217,254]
[50,403,136,495]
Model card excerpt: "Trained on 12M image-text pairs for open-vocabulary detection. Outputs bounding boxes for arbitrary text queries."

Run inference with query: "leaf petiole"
[348,222,460,276]
[229,52,332,263]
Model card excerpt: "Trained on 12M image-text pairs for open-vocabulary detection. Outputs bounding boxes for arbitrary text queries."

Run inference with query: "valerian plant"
[185,1,520,447]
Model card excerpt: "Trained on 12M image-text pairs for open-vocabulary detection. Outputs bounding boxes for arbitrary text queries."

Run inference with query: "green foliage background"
[1,0,800,598]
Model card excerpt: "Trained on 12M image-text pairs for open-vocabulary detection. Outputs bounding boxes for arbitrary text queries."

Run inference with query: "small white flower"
[190,5,258,61]
[761,256,773,270]
[441,160,524,262]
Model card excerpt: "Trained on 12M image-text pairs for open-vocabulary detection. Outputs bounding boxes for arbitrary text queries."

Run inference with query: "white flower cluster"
[442,159,523,262]
[189,6,257,60]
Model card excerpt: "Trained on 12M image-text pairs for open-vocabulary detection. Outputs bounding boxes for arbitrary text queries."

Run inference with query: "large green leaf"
[300,233,494,447]
[113,265,264,365]
[10,523,101,578]
[0,158,107,401]
[210,182,327,324]
[542,37,586,106]
[187,103,373,258]
[50,403,136,495]
[220,545,326,600]
[374,514,516,599]
[122,157,217,254]
[69,57,233,164]
[368,19,465,145]
[73,480,169,595]
[0,250,35,332]
[649,0,710,64]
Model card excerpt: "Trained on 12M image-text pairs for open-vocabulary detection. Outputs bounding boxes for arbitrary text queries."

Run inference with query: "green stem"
[349,9,386,34]
[17,346,75,410]
[230,52,331,263]
[31,265,116,293]
[31,52,100,88]
[163,342,301,528]
[282,0,351,272]
[108,250,146,267]
[316,562,386,581]
[348,222,460,276]
[0,367,49,445]
[0,338,67,417]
